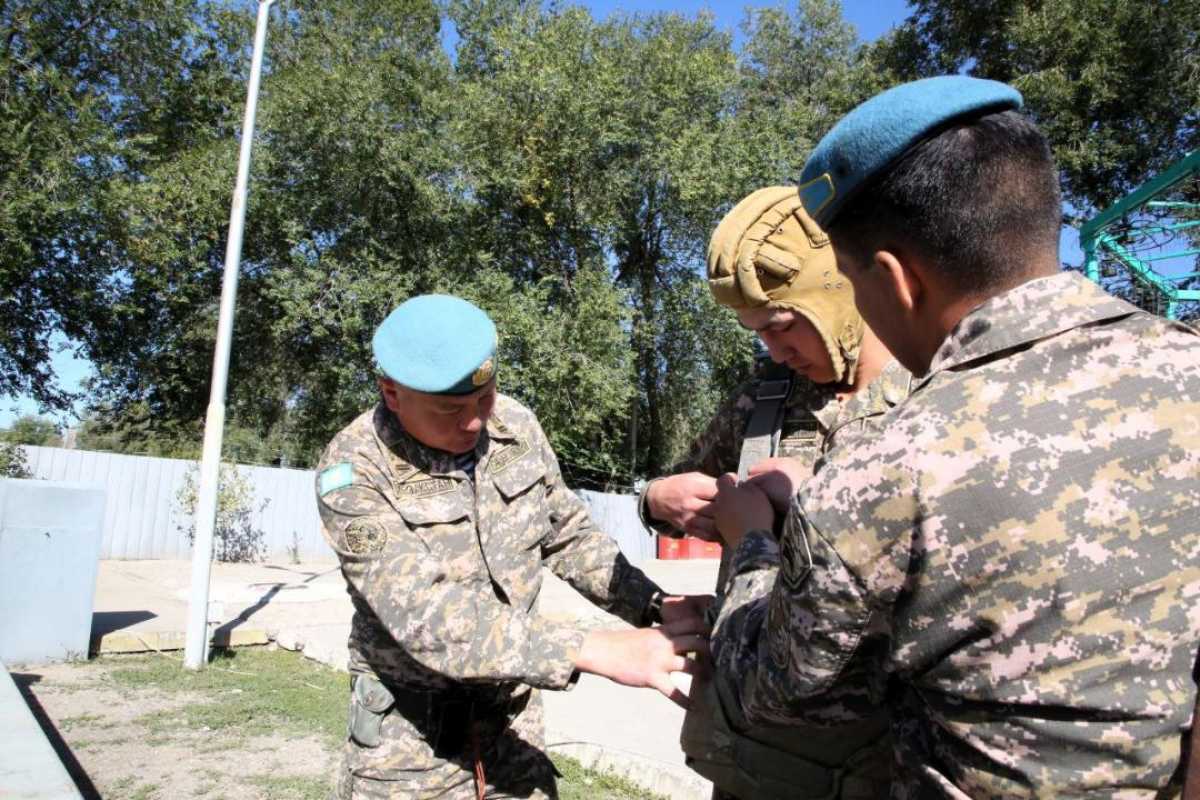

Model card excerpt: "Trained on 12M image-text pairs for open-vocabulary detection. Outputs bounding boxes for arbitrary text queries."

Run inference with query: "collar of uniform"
[838,357,910,425]
[875,357,912,407]
[372,403,481,479]
[485,398,520,443]
[921,272,1137,384]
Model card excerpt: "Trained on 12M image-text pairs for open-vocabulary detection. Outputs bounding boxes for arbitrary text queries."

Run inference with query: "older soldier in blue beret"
[316,294,710,800]
[709,76,1200,796]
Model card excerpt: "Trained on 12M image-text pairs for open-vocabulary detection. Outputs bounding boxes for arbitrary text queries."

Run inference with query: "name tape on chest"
[395,477,458,499]
[488,440,531,474]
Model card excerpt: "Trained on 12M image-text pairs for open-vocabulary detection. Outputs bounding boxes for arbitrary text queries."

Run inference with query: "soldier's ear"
[873,248,922,317]
[378,377,404,414]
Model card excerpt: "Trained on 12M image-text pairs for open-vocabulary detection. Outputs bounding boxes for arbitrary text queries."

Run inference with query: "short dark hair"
[827,110,1061,294]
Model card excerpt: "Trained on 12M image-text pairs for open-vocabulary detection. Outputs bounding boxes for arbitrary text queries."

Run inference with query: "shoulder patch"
[344,517,389,555]
[779,526,813,592]
[319,462,355,496]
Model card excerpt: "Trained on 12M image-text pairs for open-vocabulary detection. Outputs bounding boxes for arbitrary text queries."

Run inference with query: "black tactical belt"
[380,679,527,757]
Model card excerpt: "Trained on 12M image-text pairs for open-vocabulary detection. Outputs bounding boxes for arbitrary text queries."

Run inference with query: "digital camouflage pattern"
[641,356,912,530]
[642,356,911,798]
[713,272,1200,797]
[317,394,661,799]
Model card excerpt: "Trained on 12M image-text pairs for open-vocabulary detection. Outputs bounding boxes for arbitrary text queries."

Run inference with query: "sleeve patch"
[319,462,355,496]
[344,517,389,554]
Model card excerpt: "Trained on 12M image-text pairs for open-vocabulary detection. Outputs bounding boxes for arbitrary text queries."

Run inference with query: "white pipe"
[184,0,276,670]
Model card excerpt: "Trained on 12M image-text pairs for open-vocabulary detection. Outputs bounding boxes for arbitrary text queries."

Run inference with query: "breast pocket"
[394,483,480,569]
[489,460,549,552]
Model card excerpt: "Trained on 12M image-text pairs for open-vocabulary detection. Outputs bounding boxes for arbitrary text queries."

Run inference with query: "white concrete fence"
[18,445,656,564]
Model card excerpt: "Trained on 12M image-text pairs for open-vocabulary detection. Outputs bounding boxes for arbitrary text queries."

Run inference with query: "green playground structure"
[1080,150,1200,320]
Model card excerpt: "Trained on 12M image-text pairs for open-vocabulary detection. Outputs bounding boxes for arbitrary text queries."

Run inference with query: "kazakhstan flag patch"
[319,462,354,496]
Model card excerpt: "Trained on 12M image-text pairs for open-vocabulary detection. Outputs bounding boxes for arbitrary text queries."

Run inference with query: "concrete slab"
[0,664,82,799]
[89,557,720,799]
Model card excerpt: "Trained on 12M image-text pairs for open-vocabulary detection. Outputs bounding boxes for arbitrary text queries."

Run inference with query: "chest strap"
[717,367,794,594]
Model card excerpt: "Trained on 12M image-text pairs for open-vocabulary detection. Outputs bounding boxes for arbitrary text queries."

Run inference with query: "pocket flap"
[393,478,468,527]
[488,442,545,500]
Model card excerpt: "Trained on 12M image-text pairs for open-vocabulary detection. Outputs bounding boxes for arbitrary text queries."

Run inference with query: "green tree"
[876,0,1200,214]
[0,442,32,478]
[80,0,456,466]
[450,4,768,479]
[0,1,236,410]
[1,414,61,446]
[14,1,881,483]
[175,462,267,562]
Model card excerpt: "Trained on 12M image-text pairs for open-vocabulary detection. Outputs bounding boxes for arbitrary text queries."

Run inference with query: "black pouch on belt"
[432,685,528,758]
[433,698,474,758]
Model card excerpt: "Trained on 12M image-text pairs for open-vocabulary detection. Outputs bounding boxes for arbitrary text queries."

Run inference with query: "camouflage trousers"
[334,684,557,800]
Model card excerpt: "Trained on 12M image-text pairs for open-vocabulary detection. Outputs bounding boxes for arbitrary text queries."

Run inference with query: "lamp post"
[184,0,277,670]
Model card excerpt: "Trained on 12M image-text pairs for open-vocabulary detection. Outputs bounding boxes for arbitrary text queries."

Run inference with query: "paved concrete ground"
[89,558,720,799]
[0,665,81,799]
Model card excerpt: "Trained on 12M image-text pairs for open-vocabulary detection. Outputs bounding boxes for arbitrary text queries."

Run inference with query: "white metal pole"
[185,0,276,670]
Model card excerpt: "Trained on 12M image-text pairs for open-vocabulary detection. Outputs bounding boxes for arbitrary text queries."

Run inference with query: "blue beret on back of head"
[372,295,498,395]
[798,76,1023,227]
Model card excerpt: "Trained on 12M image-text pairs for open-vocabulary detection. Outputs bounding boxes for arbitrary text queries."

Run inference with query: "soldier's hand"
[645,472,721,540]
[575,622,709,708]
[712,473,775,548]
[660,593,714,629]
[746,457,807,514]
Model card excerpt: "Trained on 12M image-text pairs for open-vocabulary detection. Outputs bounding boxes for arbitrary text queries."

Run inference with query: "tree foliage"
[6,0,1194,483]
[1,414,60,446]
[876,0,1200,215]
[0,442,31,478]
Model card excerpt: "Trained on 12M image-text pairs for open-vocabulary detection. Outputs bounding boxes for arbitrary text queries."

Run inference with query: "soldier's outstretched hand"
[575,623,710,708]
[644,472,721,540]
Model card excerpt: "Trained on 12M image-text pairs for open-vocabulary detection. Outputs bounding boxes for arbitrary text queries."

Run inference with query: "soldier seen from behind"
[316,294,710,799]
[639,186,911,798]
[708,76,1200,797]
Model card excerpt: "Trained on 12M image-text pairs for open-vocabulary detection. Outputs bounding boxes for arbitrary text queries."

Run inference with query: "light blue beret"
[798,76,1023,227]
[372,295,498,395]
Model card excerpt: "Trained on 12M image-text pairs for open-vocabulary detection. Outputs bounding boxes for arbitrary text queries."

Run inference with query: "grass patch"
[248,773,331,800]
[59,712,103,731]
[129,782,161,800]
[106,648,346,746]
[553,755,668,800]
[107,776,160,799]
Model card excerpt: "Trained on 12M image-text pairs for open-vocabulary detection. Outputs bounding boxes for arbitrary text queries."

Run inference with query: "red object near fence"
[657,535,723,560]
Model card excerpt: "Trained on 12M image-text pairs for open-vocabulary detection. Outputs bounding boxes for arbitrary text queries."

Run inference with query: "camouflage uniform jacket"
[639,356,912,532]
[317,394,661,692]
[713,272,1200,797]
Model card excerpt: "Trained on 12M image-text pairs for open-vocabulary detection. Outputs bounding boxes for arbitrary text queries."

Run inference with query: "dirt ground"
[13,653,336,800]
[12,648,661,800]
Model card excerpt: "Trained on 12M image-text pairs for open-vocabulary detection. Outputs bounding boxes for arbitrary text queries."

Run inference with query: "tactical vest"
[679,364,892,799]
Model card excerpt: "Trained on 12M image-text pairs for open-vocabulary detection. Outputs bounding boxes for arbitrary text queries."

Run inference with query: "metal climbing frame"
[1079,150,1200,320]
